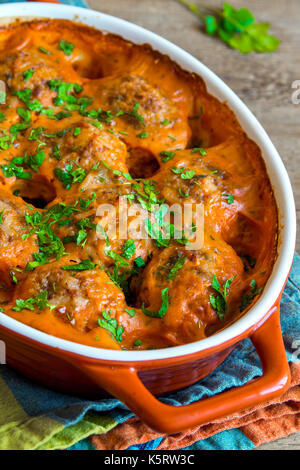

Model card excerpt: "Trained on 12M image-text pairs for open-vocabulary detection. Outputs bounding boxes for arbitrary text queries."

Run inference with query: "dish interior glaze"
[0,19,278,351]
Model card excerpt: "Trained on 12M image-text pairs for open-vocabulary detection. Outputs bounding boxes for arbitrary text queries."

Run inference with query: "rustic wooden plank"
[87,0,300,449]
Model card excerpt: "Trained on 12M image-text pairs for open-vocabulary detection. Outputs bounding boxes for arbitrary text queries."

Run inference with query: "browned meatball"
[12,255,127,333]
[51,185,156,272]
[0,190,37,283]
[137,234,244,344]
[9,47,81,108]
[86,74,190,157]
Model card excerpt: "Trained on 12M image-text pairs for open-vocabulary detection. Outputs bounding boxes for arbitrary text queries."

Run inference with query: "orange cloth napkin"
[89,362,300,450]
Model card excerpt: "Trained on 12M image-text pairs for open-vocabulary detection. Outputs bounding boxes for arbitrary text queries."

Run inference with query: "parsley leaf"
[127,102,145,127]
[222,192,234,204]
[160,150,175,162]
[240,279,263,311]
[141,287,170,318]
[210,274,235,321]
[61,259,96,271]
[168,254,186,280]
[122,240,136,259]
[98,310,124,343]
[39,46,52,54]
[13,290,55,311]
[58,40,75,56]
[134,256,146,268]
[23,69,34,81]
[177,1,279,53]
[54,163,87,189]
[12,89,43,112]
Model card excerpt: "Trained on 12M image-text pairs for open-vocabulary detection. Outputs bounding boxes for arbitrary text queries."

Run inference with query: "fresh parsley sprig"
[177,1,280,53]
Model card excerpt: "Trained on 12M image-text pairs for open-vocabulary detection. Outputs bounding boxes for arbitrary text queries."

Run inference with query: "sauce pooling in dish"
[0,20,277,350]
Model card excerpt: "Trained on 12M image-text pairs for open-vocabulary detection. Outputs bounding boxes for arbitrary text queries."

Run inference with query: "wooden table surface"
[87,0,300,450]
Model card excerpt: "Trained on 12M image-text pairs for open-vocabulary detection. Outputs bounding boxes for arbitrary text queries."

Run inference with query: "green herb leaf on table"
[177,1,280,53]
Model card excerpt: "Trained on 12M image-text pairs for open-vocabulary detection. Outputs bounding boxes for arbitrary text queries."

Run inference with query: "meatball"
[87,74,190,156]
[153,148,241,234]
[0,190,37,283]
[9,47,81,108]
[137,234,245,344]
[35,120,130,196]
[12,255,127,333]
[52,185,156,272]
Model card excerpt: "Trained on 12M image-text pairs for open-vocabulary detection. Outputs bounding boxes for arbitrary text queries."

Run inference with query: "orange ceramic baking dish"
[0,2,296,433]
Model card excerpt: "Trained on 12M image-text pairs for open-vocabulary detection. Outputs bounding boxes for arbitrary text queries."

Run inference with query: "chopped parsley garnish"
[134,256,146,268]
[144,202,190,248]
[191,147,207,155]
[125,308,136,317]
[161,119,170,126]
[39,46,52,54]
[54,111,72,120]
[13,290,55,312]
[0,112,5,122]
[105,249,128,267]
[54,162,87,189]
[127,102,145,127]
[23,69,34,81]
[58,40,75,56]
[2,157,32,180]
[79,192,96,210]
[0,135,11,151]
[222,192,234,204]
[12,89,43,112]
[167,254,186,281]
[0,90,6,104]
[61,259,96,271]
[160,150,175,162]
[51,143,62,160]
[171,166,195,179]
[10,270,18,284]
[48,80,82,106]
[136,131,148,139]
[73,127,81,136]
[0,210,4,224]
[240,280,263,311]
[24,150,45,172]
[122,240,136,259]
[23,202,79,270]
[141,287,170,319]
[89,120,103,130]
[210,274,235,321]
[178,188,189,198]
[134,339,142,347]
[98,310,123,343]
[1,149,45,179]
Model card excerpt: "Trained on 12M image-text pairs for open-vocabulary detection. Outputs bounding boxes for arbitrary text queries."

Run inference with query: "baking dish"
[0,2,296,433]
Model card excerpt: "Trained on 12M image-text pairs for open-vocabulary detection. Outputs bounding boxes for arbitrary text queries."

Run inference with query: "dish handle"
[74,305,290,434]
